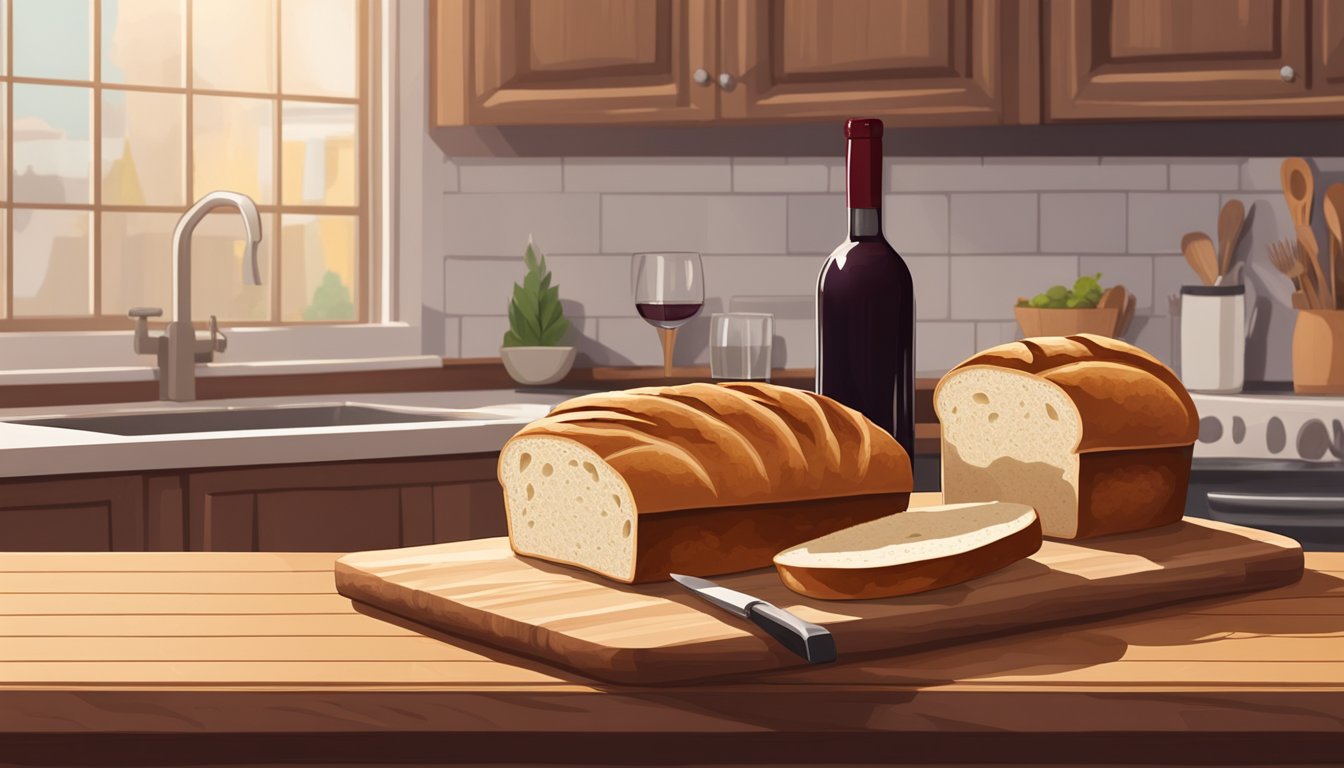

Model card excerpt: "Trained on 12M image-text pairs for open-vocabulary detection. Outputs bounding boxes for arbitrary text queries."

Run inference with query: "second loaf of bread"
[499,382,913,583]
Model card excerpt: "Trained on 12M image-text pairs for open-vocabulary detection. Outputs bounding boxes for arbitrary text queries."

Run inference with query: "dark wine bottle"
[816,118,916,457]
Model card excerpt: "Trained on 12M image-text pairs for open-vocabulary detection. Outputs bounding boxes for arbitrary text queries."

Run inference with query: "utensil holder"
[1013,306,1120,337]
[1292,309,1344,394]
[1180,285,1244,393]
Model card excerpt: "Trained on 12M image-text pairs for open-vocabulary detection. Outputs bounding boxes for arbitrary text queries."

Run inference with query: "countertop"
[0,390,567,478]
[1,493,1340,766]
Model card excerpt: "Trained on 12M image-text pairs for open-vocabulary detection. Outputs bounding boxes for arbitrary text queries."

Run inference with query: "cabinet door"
[437,0,717,125]
[719,0,1035,124]
[0,475,144,551]
[1047,0,1344,120]
[186,455,505,552]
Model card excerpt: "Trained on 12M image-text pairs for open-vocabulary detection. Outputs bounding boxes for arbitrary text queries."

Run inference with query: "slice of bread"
[773,502,1042,600]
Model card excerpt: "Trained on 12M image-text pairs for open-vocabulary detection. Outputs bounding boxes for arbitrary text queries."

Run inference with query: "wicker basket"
[1013,305,1121,338]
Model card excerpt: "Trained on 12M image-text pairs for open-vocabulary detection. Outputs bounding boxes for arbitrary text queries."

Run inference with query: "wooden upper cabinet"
[435,0,717,124]
[1047,0,1344,120]
[719,0,1037,124]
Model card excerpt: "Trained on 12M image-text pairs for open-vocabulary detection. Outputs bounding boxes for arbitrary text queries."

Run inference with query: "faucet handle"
[209,315,227,353]
[129,307,164,355]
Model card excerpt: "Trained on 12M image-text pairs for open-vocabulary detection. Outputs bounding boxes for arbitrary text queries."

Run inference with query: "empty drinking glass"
[710,313,773,381]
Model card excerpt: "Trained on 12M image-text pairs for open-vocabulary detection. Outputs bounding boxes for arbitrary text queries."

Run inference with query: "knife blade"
[670,573,836,664]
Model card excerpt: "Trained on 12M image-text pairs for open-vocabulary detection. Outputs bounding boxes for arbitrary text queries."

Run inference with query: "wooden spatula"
[1181,232,1219,286]
[1325,183,1344,308]
[1216,200,1245,279]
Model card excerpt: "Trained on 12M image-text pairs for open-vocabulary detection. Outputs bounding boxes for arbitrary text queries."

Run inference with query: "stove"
[1187,387,1344,551]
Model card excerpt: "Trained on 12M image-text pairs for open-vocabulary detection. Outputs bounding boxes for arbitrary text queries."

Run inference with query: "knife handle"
[747,602,836,664]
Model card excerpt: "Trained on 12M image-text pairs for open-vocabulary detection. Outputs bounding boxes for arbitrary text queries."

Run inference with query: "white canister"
[1180,284,1245,393]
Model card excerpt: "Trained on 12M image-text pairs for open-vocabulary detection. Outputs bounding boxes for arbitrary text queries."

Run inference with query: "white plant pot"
[500,346,576,386]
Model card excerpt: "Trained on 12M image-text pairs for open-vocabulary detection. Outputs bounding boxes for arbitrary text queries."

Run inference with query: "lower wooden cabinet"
[0,453,508,553]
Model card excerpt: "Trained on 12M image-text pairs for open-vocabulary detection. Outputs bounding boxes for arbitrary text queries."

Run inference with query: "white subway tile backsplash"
[1080,255,1153,312]
[457,158,563,192]
[443,194,599,256]
[734,158,830,192]
[907,255,949,320]
[786,194,846,254]
[1127,193,1219,254]
[885,194,950,253]
[604,195,787,254]
[950,255,1079,320]
[1240,158,1286,191]
[1040,193,1126,253]
[460,316,511,358]
[950,194,1038,254]
[565,157,732,192]
[1169,161,1240,191]
[915,322,976,375]
[435,153,1331,379]
[895,158,1165,192]
[975,321,1020,350]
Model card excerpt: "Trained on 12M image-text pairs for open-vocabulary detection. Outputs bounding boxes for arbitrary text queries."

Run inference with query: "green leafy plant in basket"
[1017,273,1105,309]
[503,240,570,347]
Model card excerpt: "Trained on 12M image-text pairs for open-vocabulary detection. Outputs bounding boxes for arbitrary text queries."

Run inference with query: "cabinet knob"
[1280,65,1295,82]
[718,72,735,90]
[693,68,710,86]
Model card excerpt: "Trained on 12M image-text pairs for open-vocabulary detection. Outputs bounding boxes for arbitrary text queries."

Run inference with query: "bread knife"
[669,573,836,664]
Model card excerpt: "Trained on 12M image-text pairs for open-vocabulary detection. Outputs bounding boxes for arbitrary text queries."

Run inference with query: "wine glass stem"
[657,327,677,377]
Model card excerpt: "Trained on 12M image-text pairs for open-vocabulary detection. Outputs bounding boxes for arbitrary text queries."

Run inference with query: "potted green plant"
[1013,273,1134,338]
[499,239,576,386]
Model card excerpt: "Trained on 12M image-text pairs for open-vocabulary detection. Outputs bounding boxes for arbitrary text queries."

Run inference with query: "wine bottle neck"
[849,207,882,238]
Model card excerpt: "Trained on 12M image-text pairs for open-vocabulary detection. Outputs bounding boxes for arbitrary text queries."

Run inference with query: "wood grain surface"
[1,508,1342,765]
[334,516,1305,684]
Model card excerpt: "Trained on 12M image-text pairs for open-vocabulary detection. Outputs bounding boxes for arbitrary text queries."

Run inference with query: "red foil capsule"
[845,118,883,210]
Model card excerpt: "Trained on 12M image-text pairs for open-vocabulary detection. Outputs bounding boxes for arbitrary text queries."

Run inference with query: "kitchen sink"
[13,404,490,436]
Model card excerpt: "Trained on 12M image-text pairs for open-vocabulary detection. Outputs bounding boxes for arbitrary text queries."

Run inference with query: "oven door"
[1187,459,1344,551]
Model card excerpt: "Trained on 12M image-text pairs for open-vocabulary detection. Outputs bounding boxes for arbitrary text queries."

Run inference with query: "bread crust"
[1076,444,1192,538]
[631,491,910,583]
[936,333,1199,452]
[511,383,913,514]
[775,513,1043,600]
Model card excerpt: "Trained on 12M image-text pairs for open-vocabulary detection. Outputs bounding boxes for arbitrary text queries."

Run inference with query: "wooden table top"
[2,493,1342,765]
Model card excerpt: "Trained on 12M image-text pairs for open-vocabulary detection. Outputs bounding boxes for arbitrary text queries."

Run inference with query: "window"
[0,0,374,329]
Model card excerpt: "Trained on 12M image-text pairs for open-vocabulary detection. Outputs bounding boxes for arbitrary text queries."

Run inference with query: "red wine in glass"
[632,252,704,376]
[636,302,704,328]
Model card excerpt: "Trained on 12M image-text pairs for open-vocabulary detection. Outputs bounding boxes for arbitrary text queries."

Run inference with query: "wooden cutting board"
[335,517,1304,685]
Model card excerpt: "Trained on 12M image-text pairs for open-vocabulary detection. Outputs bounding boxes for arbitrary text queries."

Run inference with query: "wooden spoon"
[1181,232,1219,286]
[1216,199,1245,278]
[1324,183,1344,307]
[1280,157,1314,228]
[1097,286,1123,309]
[1118,293,1136,337]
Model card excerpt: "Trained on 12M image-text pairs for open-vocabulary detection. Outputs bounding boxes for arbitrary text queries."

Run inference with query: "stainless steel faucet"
[129,191,264,401]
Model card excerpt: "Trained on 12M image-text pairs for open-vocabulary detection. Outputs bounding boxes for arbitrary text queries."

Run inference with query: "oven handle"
[1206,491,1344,527]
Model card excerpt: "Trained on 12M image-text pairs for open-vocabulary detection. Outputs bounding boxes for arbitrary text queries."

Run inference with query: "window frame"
[0,0,381,331]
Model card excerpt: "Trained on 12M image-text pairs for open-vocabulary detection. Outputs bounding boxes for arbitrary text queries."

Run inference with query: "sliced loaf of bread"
[935,334,1197,539]
[773,501,1041,600]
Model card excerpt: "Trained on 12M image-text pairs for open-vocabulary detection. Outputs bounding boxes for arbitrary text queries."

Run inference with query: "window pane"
[193,95,274,204]
[0,215,7,317]
[192,211,274,322]
[281,214,356,322]
[192,0,275,93]
[0,84,7,202]
[13,209,92,317]
[100,211,176,316]
[102,0,185,87]
[281,102,356,206]
[103,90,185,205]
[13,84,92,204]
[13,0,91,80]
[0,0,8,77]
[281,0,356,97]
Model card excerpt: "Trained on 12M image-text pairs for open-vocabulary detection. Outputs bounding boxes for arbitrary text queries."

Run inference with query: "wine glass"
[632,252,704,376]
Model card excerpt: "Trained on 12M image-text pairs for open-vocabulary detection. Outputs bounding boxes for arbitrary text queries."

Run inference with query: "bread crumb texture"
[774,502,1037,568]
[500,436,637,582]
[937,367,1082,537]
